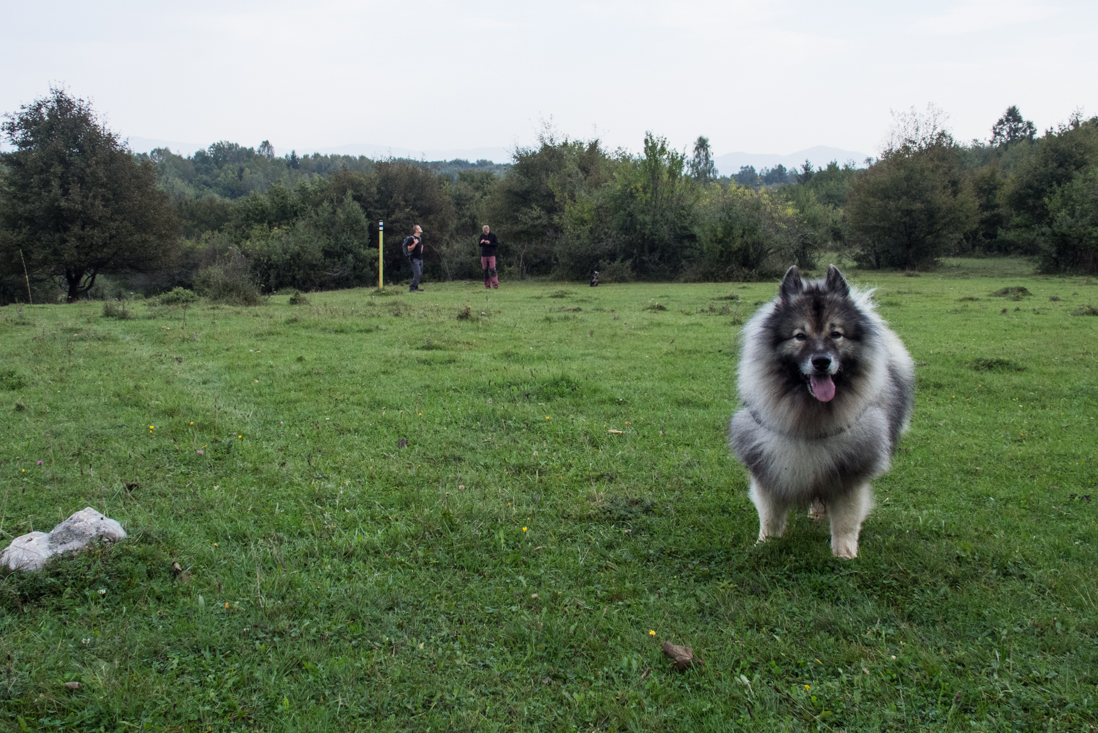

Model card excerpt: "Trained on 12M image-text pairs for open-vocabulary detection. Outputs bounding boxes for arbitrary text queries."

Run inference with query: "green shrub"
[1038,166,1098,275]
[194,248,262,306]
[596,258,635,284]
[101,299,133,319]
[688,185,806,281]
[157,287,199,305]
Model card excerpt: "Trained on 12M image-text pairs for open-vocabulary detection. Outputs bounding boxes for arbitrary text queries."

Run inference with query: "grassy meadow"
[1,259,1096,731]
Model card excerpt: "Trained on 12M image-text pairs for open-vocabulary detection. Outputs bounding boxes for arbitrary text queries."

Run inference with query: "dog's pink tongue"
[810,375,836,402]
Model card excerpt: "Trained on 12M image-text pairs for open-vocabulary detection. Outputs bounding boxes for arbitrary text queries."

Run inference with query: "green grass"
[1,259,1096,731]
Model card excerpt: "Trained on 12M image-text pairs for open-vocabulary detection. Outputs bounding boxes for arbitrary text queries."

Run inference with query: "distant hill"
[311,143,512,164]
[126,137,207,157]
[715,146,870,176]
[125,137,513,164]
[125,137,867,173]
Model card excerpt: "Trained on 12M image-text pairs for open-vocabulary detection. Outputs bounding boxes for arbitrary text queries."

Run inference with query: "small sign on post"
[378,221,384,290]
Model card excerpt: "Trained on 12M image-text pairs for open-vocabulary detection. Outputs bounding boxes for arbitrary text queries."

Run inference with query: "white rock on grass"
[48,507,127,554]
[0,532,52,571]
[1,507,127,572]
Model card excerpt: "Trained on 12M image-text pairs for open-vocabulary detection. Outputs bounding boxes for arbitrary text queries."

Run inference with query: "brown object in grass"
[661,642,703,670]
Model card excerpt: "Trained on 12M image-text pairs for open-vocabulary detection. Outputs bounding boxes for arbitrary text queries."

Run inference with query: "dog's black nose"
[811,355,832,372]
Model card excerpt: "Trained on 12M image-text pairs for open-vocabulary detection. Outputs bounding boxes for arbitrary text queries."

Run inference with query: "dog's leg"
[749,477,789,543]
[808,498,827,521]
[827,483,874,559]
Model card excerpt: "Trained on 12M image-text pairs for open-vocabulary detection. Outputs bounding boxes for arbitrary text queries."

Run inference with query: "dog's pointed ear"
[779,266,803,302]
[825,264,850,298]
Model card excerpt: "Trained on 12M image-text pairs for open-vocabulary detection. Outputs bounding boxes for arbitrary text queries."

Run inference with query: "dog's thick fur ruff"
[729,265,914,558]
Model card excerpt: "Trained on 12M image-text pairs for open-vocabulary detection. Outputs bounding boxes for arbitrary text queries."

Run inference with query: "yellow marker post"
[378,221,384,290]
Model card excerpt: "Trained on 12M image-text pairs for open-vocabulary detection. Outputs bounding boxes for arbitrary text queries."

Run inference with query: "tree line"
[2,90,1097,305]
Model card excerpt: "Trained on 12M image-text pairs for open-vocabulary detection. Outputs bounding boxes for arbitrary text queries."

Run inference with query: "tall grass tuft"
[101,299,132,319]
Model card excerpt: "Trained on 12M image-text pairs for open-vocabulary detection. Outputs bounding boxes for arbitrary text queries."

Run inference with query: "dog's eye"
[831,331,843,340]
[794,333,807,342]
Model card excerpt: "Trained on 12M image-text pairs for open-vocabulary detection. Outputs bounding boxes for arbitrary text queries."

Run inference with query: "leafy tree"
[604,132,696,278]
[490,126,613,279]
[145,143,381,203]
[965,162,1009,252]
[165,156,462,291]
[0,87,179,302]
[441,169,498,281]
[759,164,793,187]
[1038,165,1098,273]
[246,194,374,292]
[781,184,843,265]
[848,108,976,268]
[491,129,572,275]
[177,197,235,239]
[368,160,456,281]
[448,169,498,239]
[991,106,1036,147]
[690,184,810,280]
[795,161,814,185]
[803,161,859,208]
[431,158,509,182]
[552,181,619,281]
[884,103,952,154]
[688,136,717,184]
[1005,115,1098,235]
[848,145,976,268]
[735,165,759,188]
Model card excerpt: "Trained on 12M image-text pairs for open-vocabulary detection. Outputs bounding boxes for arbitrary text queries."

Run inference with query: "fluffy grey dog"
[729,265,914,558]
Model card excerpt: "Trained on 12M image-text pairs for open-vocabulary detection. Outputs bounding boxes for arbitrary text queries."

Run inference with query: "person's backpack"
[402,236,416,259]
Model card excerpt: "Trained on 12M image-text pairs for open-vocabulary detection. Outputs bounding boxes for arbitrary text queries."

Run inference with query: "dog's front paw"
[757,522,786,544]
[831,538,858,559]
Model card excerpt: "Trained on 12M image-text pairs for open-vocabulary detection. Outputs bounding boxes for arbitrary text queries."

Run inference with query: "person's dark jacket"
[403,235,423,259]
[478,232,499,257]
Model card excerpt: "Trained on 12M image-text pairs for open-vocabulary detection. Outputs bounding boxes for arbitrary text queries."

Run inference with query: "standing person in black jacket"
[402,224,425,292]
[478,225,499,289]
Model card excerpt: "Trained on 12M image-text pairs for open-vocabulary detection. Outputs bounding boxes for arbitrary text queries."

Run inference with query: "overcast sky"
[3,0,1096,161]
